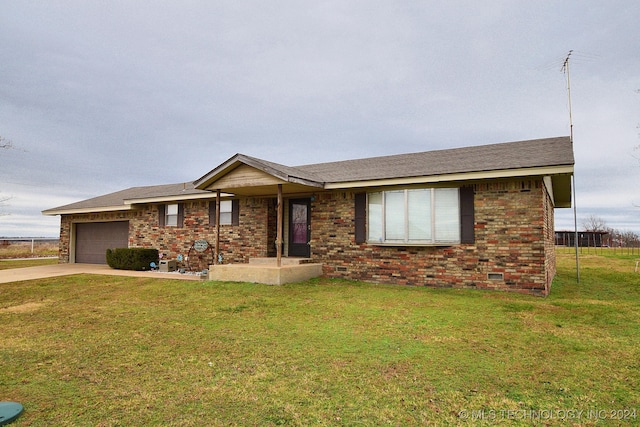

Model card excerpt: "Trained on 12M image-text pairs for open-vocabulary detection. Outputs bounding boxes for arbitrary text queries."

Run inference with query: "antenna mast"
[562,50,579,283]
[562,50,574,143]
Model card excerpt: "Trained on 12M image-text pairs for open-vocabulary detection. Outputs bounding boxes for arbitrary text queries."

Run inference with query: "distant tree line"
[581,215,640,247]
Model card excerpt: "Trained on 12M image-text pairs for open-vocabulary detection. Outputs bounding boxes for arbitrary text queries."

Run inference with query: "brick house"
[43,136,574,295]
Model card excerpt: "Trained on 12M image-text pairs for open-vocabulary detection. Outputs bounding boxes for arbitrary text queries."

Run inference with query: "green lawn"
[0,258,58,270]
[1,252,639,426]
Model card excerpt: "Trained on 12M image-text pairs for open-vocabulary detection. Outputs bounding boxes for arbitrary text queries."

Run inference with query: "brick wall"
[58,178,557,295]
[312,178,554,296]
[58,198,272,268]
[543,183,556,293]
[59,211,134,263]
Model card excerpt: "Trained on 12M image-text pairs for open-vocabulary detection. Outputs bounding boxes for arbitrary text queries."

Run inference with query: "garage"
[75,221,129,264]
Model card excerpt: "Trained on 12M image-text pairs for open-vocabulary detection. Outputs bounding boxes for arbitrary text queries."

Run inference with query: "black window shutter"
[177,203,184,228]
[460,186,475,244]
[354,192,366,244]
[158,204,166,227]
[209,201,216,226]
[232,199,240,226]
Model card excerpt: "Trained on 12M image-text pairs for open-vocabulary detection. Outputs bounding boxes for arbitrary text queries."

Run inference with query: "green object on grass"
[0,402,23,425]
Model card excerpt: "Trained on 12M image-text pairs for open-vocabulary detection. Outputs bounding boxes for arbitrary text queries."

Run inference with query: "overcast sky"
[1,1,639,237]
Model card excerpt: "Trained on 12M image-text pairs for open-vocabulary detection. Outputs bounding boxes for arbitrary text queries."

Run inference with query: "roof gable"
[193,153,324,196]
[214,164,288,188]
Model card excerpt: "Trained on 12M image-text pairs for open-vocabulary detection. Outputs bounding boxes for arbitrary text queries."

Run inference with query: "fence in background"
[556,245,640,256]
[0,238,59,255]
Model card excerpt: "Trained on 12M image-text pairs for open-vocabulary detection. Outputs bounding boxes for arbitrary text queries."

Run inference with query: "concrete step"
[210,261,324,285]
[248,257,314,266]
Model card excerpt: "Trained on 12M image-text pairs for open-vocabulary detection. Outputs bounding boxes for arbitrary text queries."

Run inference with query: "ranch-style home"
[43,136,574,296]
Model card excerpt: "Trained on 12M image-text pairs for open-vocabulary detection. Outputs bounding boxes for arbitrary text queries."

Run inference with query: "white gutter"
[42,205,133,216]
[324,165,575,189]
[123,192,230,205]
[43,192,235,216]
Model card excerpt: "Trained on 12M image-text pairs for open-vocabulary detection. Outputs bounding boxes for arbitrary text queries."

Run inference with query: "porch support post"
[215,189,221,265]
[276,184,283,267]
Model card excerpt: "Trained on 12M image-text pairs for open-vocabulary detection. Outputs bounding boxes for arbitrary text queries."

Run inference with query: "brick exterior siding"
[311,178,555,296]
[59,198,274,268]
[57,177,556,295]
[543,180,556,292]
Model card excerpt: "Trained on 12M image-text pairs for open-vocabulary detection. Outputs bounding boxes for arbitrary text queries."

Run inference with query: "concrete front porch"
[208,257,323,285]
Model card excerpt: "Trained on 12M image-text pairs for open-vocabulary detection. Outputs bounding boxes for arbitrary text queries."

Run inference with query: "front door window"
[289,199,311,257]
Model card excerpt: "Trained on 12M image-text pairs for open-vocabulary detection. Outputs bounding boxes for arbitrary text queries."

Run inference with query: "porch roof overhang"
[193,154,325,196]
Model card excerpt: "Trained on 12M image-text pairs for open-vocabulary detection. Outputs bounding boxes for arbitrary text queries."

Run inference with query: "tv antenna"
[562,50,574,143]
[561,50,580,283]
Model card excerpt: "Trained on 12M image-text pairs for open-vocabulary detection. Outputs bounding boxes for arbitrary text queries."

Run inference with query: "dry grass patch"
[0,301,49,313]
[0,241,58,259]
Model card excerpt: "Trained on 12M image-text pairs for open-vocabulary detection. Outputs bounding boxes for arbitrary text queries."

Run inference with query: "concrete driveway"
[0,262,205,284]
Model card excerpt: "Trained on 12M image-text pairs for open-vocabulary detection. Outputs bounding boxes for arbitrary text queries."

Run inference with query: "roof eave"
[323,165,575,189]
[287,176,325,188]
[193,154,245,189]
[42,205,134,216]
[124,192,230,205]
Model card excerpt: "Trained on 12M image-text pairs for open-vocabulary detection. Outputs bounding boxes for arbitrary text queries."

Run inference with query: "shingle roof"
[295,136,574,183]
[44,136,574,215]
[42,182,211,214]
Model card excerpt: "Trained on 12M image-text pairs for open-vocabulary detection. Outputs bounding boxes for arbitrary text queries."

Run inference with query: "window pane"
[219,212,232,225]
[220,200,232,213]
[385,191,405,241]
[219,200,233,225]
[291,203,308,244]
[408,189,431,241]
[166,204,178,227]
[368,192,383,242]
[434,188,460,242]
[166,204,178,215]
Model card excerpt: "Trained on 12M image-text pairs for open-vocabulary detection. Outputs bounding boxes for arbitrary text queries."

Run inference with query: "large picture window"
[367,188,460,244]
